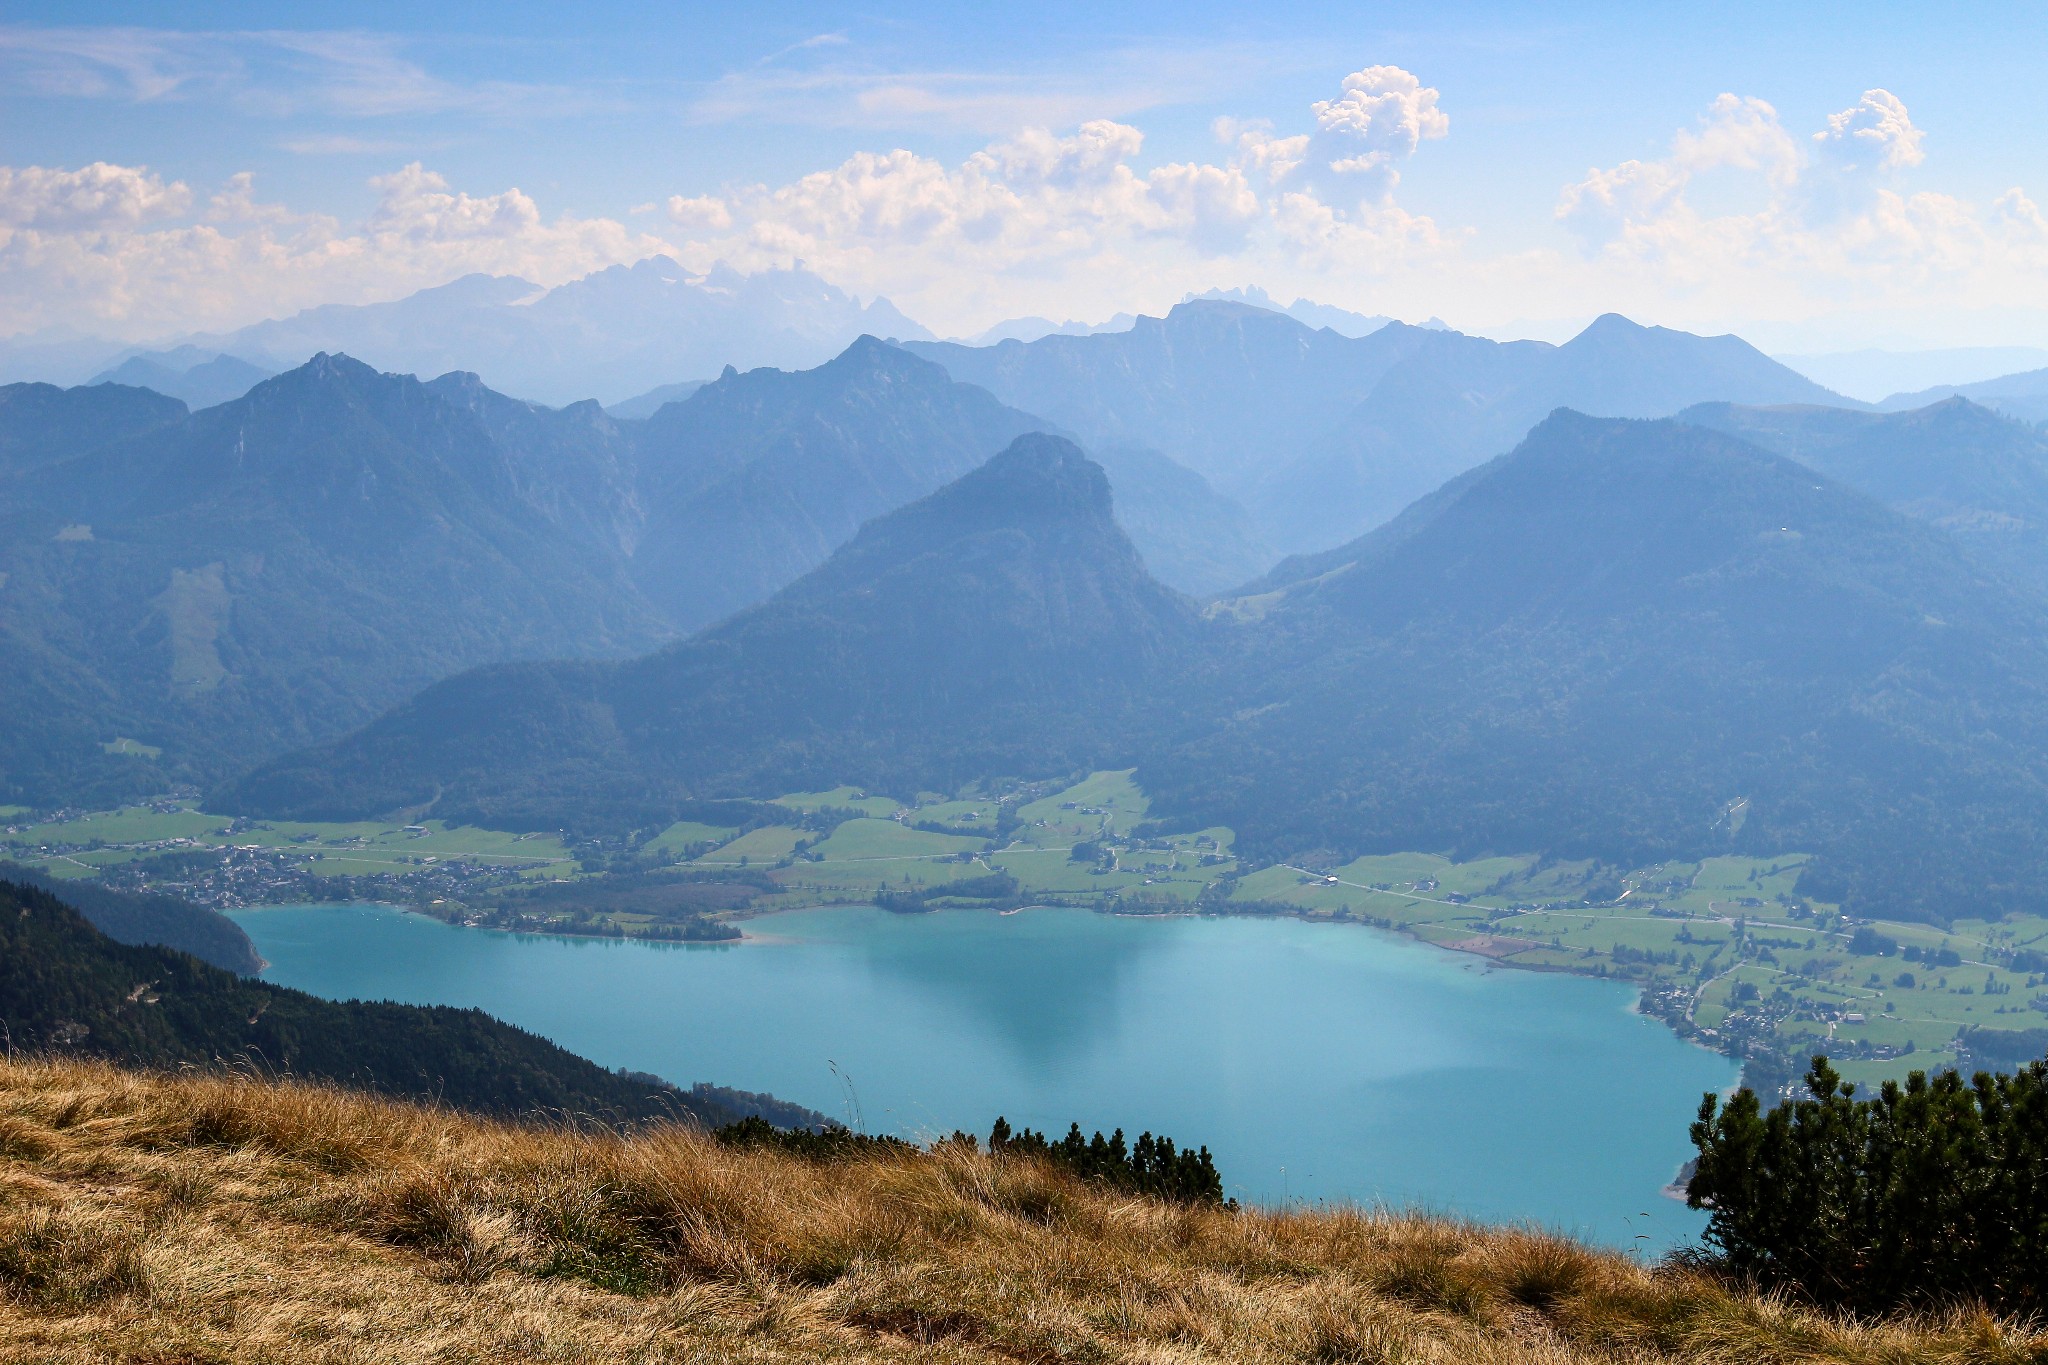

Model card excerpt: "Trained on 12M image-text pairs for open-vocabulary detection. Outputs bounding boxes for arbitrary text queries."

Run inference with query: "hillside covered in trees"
[0,879,816,1129]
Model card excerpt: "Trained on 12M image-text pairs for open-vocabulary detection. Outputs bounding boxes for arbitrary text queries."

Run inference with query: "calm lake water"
[228,902,1735,1247]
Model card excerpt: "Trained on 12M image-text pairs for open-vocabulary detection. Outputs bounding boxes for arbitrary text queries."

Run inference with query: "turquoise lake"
[228,902,1736,1247]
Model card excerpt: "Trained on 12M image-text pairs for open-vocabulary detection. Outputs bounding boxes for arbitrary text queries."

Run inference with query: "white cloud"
[1814,89,1925,173]
[653,77,1453,331]
[1540,87,2048,341]
[1671,94,1801,185]
[0,162,190,231]
[1557,94,1798,248]
[1307,65,1448,197]
[0,163,670,338]
[12,59,2031,352]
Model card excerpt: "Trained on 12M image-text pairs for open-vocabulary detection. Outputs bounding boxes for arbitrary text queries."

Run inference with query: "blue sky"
[4,2,2044,347]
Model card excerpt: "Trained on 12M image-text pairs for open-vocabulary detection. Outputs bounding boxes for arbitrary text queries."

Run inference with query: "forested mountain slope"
[1681,396,2048,589]
[1,345,1254,808]
[222,435,1204,829]
[0,861,259,973]
[226,413,2048,921]
[1146,411,2048,921]
[628,338,1050,628]
[0,355,673,804]
[0,878,817,1127]
[0,381,184,475]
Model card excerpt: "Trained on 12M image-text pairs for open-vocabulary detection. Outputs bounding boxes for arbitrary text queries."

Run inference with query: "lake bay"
[229,902,1736,1247]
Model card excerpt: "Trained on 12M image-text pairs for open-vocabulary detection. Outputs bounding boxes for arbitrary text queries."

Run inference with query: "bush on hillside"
[1687,1054,2048,1314]
[987,1116,1229,1206]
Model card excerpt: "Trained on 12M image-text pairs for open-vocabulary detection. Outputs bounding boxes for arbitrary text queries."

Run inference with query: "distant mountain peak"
[257,350,383,396]
[927,431,1114,523]
[1566,312,1658,345]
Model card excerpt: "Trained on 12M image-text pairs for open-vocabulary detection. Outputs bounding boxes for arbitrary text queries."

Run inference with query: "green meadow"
[8,768,2046,1090]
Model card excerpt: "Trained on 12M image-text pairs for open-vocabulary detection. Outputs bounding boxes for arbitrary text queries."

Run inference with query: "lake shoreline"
[242,890,1752,1098]
[229,899,1732,1244]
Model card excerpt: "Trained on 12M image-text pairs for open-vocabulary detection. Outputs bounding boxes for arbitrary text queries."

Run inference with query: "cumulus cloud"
[1557,94,1800,248]
[1541,86,2048,334]
[650,65,1454,326]
[34,64,2023,348]
[1815,89,1925,173]
[1307,66,1448,196]
[0,161,190,230]
[1557,88,1937,252]
[0,162,670,338]
[647,84,1449,327]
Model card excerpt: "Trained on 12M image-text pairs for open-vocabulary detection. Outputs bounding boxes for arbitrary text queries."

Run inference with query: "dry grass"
[0,1057,2039,1364]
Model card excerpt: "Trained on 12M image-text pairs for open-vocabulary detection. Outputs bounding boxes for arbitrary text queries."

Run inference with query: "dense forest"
[0,860,260,973]
[0,879,820,1130]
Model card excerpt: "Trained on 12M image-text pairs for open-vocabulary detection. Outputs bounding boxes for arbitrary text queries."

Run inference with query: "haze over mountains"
[0,339,1259,803]
[1159,412,2048,921]
[23,258,932,408]
[1775,346,2048,403]
[88,350,277,411]
[225,434,1199,829]
[905,304,1847,553]
[1683,398,2048,589]
[13,275,2048,927]
[226,411,2048,924]
[1878,367,2048,427]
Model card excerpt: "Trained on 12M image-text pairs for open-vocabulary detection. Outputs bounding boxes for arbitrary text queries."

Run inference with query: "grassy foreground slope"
[1,1058,2039,1364]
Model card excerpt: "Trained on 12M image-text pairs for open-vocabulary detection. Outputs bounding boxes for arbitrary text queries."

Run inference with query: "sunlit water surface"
[229,902,1735,1247]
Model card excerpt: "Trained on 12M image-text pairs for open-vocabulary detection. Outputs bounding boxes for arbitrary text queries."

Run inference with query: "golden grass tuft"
[0,1055,2041,1363]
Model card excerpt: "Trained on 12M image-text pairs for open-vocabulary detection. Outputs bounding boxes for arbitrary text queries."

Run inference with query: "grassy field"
[2,1055,2036,1364]
[1,804,579,882]
[9,769,2048,1090]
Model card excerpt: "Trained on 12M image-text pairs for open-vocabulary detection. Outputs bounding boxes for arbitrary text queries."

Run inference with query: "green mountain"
[0,877,821,1127]
[225,412,2048,922]
[0,861,259,973]
[2,345,1263,810]
[1265,315,1851,551]
[0,380,184,475]
[1879,365,2048,425]
[628,338,1049,629]
[1679,397,2048,589]
[1149,411,2048,922]
[0,354,673,805]
[908,303,1848,554]
[220,434,1203,829]
[627,338,1263,620]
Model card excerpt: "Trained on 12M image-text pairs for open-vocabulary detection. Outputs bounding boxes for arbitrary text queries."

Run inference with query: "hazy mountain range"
[1683,397,2048,589]
[906,304,1848,553]
[224,434,1198,829]
[88,349,277,411]
[1877,366,2048,427]
[227,414,2048,923]
[7,259,930,407]
[1774,346,2048,403]
[0,341,1261,802]
[15,287,2048,925]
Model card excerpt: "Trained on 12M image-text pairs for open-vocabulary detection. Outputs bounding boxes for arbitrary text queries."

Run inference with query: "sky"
[3,1,2046,350]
